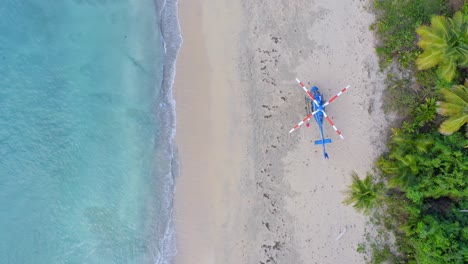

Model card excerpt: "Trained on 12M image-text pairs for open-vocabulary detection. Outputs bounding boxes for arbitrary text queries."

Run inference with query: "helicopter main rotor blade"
[296,78,320,107]
[289,110,319,134]
[323,85,350,107]
[321,110,344,139]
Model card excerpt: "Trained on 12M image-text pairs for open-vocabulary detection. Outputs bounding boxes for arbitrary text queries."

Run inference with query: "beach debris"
[336,228,347,240]
[270,35,281,44]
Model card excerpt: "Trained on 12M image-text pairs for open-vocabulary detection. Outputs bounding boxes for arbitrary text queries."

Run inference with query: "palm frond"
[441,86,468,106]
[438,56,457,81]
[416,49,443,70]
[439,115,468,135]
[416,12,468,75]
[431,16,449,38]
[389,171,417,189]
[451,85,468,102]
[438,84,468,135]
[456,44,468,67]
[437,101,463,116]
[416,26,445,49]
[343,172,383,214]
[413,137,434,153]
[450,11,463,32]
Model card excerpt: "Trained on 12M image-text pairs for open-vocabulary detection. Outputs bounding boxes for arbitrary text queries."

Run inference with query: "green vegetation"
[371,0,448,68]
[415,11,468,81]
[343,172,384,214]
[345,1,468,263]
[438,81,468,135]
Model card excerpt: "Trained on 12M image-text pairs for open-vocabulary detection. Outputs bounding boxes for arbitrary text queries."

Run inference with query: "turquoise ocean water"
[0,0,181,263]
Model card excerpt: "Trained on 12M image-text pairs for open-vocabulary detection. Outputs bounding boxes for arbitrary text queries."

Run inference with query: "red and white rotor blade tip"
[321,111,344,139]
[295,78,319,106]
[323,85,350,107]
[289,110,318,134]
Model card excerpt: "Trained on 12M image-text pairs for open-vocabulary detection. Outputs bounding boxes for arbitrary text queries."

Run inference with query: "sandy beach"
[173,0,389,263]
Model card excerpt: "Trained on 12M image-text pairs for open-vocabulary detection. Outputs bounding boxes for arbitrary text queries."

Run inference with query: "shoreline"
[173,0,390,263]
[155,0,182,262]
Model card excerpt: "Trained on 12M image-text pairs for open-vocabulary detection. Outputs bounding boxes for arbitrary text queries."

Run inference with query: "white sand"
[174,0,389,263]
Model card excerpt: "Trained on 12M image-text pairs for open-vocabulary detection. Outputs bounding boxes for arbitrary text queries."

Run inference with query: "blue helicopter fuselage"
[309,86,331,159]
[311,86,324,125]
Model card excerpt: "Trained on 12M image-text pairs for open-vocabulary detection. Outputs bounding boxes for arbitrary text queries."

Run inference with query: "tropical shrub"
[411,132,468,199]
[343,172,384,214]
[372,0,447,68]
[374,131,468,263]
[372,0,448,118]
[437,81,468,135]
[400,97,438,133]
[378,129,467,194]
[349,2,468,263]
[415,11,468,81]
[406,202,468,264]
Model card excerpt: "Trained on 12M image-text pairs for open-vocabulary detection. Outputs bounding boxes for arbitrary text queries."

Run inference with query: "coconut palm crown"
[437,81,468,135]
[415,11,468,81]
[343,172,384,214]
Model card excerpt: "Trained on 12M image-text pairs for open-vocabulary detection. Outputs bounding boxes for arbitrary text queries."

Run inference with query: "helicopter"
[289,78,350,159]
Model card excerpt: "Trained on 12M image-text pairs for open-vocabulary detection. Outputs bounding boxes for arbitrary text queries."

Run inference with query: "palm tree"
[343,172,384,214]
[383,154,419,188]
[378,153,419,189]
[415,11,468,81]
[392,132,434,155]
[437,81,468,135]
[376,131,433,189]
